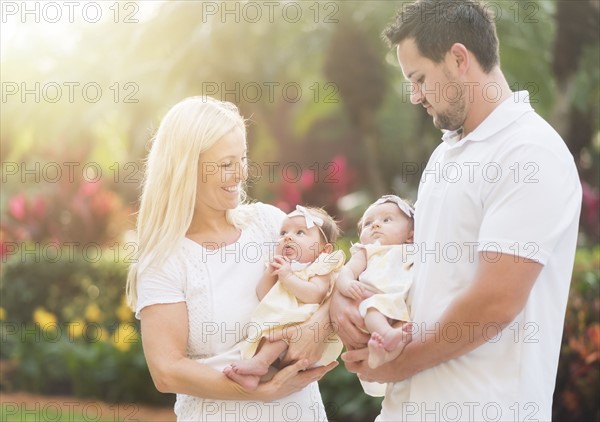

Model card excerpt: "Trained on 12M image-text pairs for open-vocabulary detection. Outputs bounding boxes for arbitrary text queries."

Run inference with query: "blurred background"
[1,1,598,421]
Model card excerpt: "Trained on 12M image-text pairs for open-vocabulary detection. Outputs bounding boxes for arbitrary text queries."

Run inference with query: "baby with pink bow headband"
[225,205,345,390]
[337,195,415,380]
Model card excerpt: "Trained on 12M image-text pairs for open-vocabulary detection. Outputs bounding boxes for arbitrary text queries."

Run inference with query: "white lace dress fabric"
[136,203,327,421]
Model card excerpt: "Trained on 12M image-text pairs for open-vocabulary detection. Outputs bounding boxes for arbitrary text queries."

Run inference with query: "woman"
[126,97,337,421]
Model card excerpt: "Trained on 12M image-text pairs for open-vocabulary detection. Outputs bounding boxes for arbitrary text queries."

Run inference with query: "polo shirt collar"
[441,90,534,147]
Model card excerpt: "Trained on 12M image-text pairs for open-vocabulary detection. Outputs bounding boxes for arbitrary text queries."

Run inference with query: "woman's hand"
[256,359,338,401]
[329,289,370,349]
[269,302,332,366]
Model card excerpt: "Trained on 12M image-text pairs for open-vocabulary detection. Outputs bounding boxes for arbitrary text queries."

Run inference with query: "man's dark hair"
[383,0,500,73]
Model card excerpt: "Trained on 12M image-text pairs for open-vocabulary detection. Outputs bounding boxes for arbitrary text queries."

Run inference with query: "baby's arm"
[281,273,330,304]
[256,265,278,301]
[337,249,369,301]
[273,257,329,304]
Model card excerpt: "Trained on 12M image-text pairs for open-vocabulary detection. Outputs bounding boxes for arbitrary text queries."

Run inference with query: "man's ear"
[448,42,470,73]
[323,243,334,254]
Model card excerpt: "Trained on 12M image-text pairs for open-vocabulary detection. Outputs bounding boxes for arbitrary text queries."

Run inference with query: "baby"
[337,195,415,369]
[225,205,345,390]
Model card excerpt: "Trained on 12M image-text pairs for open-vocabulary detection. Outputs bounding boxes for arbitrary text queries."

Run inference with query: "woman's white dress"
[136,203,328,421]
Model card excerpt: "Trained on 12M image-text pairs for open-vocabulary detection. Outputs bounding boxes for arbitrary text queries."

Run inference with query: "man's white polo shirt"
[379,91,582,421]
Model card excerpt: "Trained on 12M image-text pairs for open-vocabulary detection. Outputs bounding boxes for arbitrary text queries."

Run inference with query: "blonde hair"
[126,97,247,309]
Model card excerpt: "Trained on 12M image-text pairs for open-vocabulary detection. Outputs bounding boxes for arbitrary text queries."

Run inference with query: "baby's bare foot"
[368,332,387,369]
[382,324,411,354]
[231,359,270,376]
[223,366,260,390]
[368,326,412,369]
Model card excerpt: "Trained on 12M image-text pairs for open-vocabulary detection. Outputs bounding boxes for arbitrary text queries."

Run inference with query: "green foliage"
[553,247,600,422]
[1,321,172,406]
[320,364,383,421]
[0,251,172,405]
[1,251,129,328]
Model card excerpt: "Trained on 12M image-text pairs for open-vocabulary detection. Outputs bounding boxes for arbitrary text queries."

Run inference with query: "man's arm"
[330,290,370,349]
[342,253,543,382]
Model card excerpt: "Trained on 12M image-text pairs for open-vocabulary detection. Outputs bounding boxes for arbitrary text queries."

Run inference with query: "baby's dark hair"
[302,206,341,244]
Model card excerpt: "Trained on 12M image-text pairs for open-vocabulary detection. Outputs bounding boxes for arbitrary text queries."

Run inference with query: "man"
[331,0,582,420]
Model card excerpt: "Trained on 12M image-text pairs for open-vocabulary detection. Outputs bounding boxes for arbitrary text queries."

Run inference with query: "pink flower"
[329,155,354,200]
[80,181,100,197]
[300,170,315,189]
[9,194,26,221]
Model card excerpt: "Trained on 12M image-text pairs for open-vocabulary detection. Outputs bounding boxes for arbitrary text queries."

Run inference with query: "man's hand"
[341,347,396,383]
[329,289,370,349]
[341,345,415,384]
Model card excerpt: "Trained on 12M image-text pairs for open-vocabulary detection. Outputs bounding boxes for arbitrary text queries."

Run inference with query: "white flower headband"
[287,205,329,243]
[371,194,415,218]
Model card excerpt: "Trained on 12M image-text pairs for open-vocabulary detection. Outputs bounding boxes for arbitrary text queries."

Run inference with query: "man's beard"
[433,99,466,131]
[432,71,467,132]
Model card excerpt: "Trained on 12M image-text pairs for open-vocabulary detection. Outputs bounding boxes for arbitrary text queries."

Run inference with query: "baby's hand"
[266,258,279,275]
[271,255,293,281]
[341,280,367,301]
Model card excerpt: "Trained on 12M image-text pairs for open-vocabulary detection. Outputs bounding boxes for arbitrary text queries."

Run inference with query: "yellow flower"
[66,319,85,339]
[112,323,137,352]
[85,303,103,323]
[0,307,6,320]
[97,326,109,342]
[116,304,133,322]
[33,307,57,328]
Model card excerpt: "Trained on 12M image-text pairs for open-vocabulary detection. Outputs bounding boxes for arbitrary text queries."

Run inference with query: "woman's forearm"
[141,303,277,402]
[150,356,274,401]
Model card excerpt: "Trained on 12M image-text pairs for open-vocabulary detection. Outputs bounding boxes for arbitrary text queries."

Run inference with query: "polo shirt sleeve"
[477,143,581,265]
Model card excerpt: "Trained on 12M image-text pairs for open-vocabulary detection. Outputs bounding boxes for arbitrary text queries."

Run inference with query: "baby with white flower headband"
[225,205,345,390]
[337,195,415,380]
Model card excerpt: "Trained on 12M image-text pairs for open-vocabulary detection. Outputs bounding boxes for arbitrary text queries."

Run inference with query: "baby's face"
[276,216,325,263]
[359,202,413,246]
